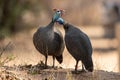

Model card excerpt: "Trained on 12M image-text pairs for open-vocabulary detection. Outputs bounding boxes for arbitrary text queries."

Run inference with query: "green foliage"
[0,0,31,37]
[0,0,52,39]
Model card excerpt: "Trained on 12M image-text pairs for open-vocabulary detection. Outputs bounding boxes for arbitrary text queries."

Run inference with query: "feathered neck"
[63,23,69,29]
[47,20,55,29]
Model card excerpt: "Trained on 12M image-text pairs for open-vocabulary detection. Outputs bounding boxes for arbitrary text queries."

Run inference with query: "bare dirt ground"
[0,25,120,80]
[0,65,120,80]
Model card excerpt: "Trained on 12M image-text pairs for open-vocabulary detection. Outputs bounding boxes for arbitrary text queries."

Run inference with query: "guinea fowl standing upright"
[57,18,93,72]
[33,10,65,68]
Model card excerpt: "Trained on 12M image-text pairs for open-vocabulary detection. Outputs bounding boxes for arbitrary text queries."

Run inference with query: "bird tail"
[55,55,63,64]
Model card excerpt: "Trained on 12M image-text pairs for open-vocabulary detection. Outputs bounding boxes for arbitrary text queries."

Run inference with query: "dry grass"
[0,25,119,79]
[1,65,120,80]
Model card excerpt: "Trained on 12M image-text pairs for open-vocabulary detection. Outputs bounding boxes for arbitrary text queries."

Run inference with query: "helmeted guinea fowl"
[57,18,93,72]
[33,10,65,68]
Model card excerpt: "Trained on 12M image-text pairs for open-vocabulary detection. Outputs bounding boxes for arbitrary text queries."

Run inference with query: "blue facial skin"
[56,18,64,25]
[52,11,61,22]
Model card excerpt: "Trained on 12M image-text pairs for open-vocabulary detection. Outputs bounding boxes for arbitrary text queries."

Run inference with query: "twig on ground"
[0,41,11,58]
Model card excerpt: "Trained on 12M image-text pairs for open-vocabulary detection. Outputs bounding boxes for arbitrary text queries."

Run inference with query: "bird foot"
[52,65,55,68]
[52,66,59,70]
[72,69,86,74]
[44,65,48,69]
[72,70,80,74]
[81,69,86,72]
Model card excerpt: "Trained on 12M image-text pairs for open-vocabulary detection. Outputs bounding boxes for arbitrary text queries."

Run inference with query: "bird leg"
[81,63,86,72]
[75,61,78,72]
[52,56,55,68]
[45,55,48,69]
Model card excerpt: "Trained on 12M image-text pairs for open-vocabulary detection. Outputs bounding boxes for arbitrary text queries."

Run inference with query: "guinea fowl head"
[52,9,64,22]
[56,18,65,25]
[82,58,94,72]
[56,18,69,31]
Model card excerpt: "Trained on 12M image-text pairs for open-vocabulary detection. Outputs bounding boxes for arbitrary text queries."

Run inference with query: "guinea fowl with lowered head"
[57,18,94,72]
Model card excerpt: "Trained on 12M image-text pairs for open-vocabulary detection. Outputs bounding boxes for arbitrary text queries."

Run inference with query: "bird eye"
[58,10,61,13]
[57,11,60,12]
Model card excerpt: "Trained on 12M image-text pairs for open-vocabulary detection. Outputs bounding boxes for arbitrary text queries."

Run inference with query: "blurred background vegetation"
[0,0,120,38]
[0,0,52,38]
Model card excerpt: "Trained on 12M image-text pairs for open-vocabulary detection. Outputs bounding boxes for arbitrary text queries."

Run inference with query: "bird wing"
[65,35,83,58]
[79,32,93,56]
[65,31,92,58]
[54,30,65,56]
